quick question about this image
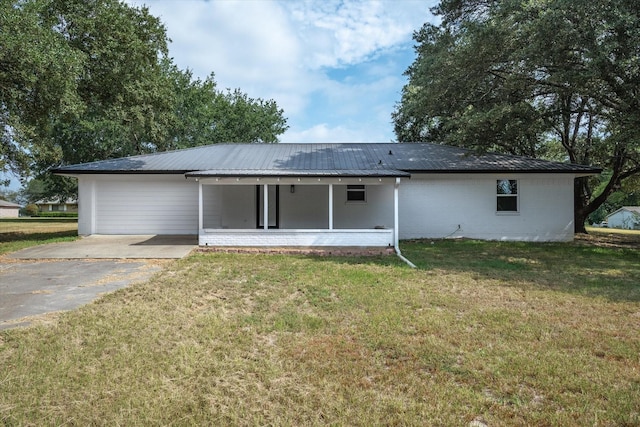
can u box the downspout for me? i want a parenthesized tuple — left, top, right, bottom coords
(394, 177, 417, 269)
(198, 179, 203, 242)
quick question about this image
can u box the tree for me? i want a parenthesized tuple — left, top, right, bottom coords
(42, 0, 175, 166)
(0, 0, 83, 179)
(588, 173, 640, 225)
(1, 0, 172, 180)
(393, 0, 640, 232)
(162, 62, 288, 148)
(1, 0, 288, 201)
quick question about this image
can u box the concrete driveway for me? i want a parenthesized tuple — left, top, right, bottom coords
(0, 235, 197, 330)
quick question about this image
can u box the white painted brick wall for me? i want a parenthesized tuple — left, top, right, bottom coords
(399, 174, 575, 242)
(200, 229, 394, 247)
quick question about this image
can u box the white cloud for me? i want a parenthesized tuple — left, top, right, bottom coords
(282, 123, 381, 144)
(126, 0, 437, 143)
(286, 0, 423, 69)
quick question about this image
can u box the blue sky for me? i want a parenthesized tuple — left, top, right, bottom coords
(2, 0, 438, 190)
(127, 0, 438, 143)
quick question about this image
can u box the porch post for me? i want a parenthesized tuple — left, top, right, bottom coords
(394, 178, 400, 248)
(263, 184, 269, 230)
(198, 181, 203, 233)
(328, 184, 334, 230)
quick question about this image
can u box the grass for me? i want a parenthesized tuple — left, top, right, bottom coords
(586, 225, 640, 236)
(0, 218, 78, 255)
(0, 231, 639, 425)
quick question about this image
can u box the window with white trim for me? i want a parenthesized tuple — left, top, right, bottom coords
(496, 179, 518, 212)
(346, 185, 366, 202)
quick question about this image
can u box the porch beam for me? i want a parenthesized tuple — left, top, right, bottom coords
(197, 177, 399, 186)
(328, 183, 334, 230)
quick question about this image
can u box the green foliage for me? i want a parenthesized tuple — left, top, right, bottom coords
(24, 204, 39, 217)
(1, 0, 288, 202)
(0, 188, 20, 204)
(18, 178, 46, 205)
(0, 0, 83, 177)
(212, 89, 288, 144)
(588, 172, 640, 223)
(36, 212, 78, 218)
(394, 0, 640, 231)
(162, 63, 288, 148)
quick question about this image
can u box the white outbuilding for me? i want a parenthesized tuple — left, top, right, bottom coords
(605, 207, 640, 230)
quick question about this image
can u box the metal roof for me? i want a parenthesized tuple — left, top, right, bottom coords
(0, 199, 21, 208)
(52, 143, 602, 176)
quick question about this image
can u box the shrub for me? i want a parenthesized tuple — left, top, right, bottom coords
(37, 212, 78, 218)
(24, 204, 39, 217)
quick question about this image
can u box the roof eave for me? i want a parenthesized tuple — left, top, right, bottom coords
(404, 168, 601, 175)
(51, 169, 189, 176)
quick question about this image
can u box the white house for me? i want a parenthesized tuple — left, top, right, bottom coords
(53, 143, 600, 248)
(0, 199, 21, 218)
(606, 207, 640, 230)
(35, 198, 78, 213)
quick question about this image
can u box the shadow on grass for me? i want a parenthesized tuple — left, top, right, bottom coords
(0, 218, 78, 223)
(400, 239, 640, 303)
(0, 230, 78, 244)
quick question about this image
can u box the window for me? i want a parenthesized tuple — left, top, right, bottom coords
(496, 179, 518, 212)
(346, 185, 366, 202)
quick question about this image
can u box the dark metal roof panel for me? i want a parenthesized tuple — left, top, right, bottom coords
(52, 143, 602, 175)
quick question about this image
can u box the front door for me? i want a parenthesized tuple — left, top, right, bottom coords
(256, 185, 279, 229)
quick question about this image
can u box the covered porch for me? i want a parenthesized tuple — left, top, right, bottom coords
(192, 176, 404, 248)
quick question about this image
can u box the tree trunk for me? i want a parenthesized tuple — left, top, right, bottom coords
(574, 178, 589, 234)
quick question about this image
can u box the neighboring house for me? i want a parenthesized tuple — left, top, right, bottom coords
(53, 143, 600, 247)
(605, 207, 640, 230)
(0, 199, 21, 218)
(35, 198, 78, 214)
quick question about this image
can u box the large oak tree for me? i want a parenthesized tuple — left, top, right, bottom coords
(1, 0, 287, 198)
(393, 0, 640, 232)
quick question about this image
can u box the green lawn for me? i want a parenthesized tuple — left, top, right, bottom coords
(0, 218, 78, 255)
(0, 232, 638, 425)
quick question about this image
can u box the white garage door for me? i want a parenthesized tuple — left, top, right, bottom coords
(95, 175, 198, 234)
